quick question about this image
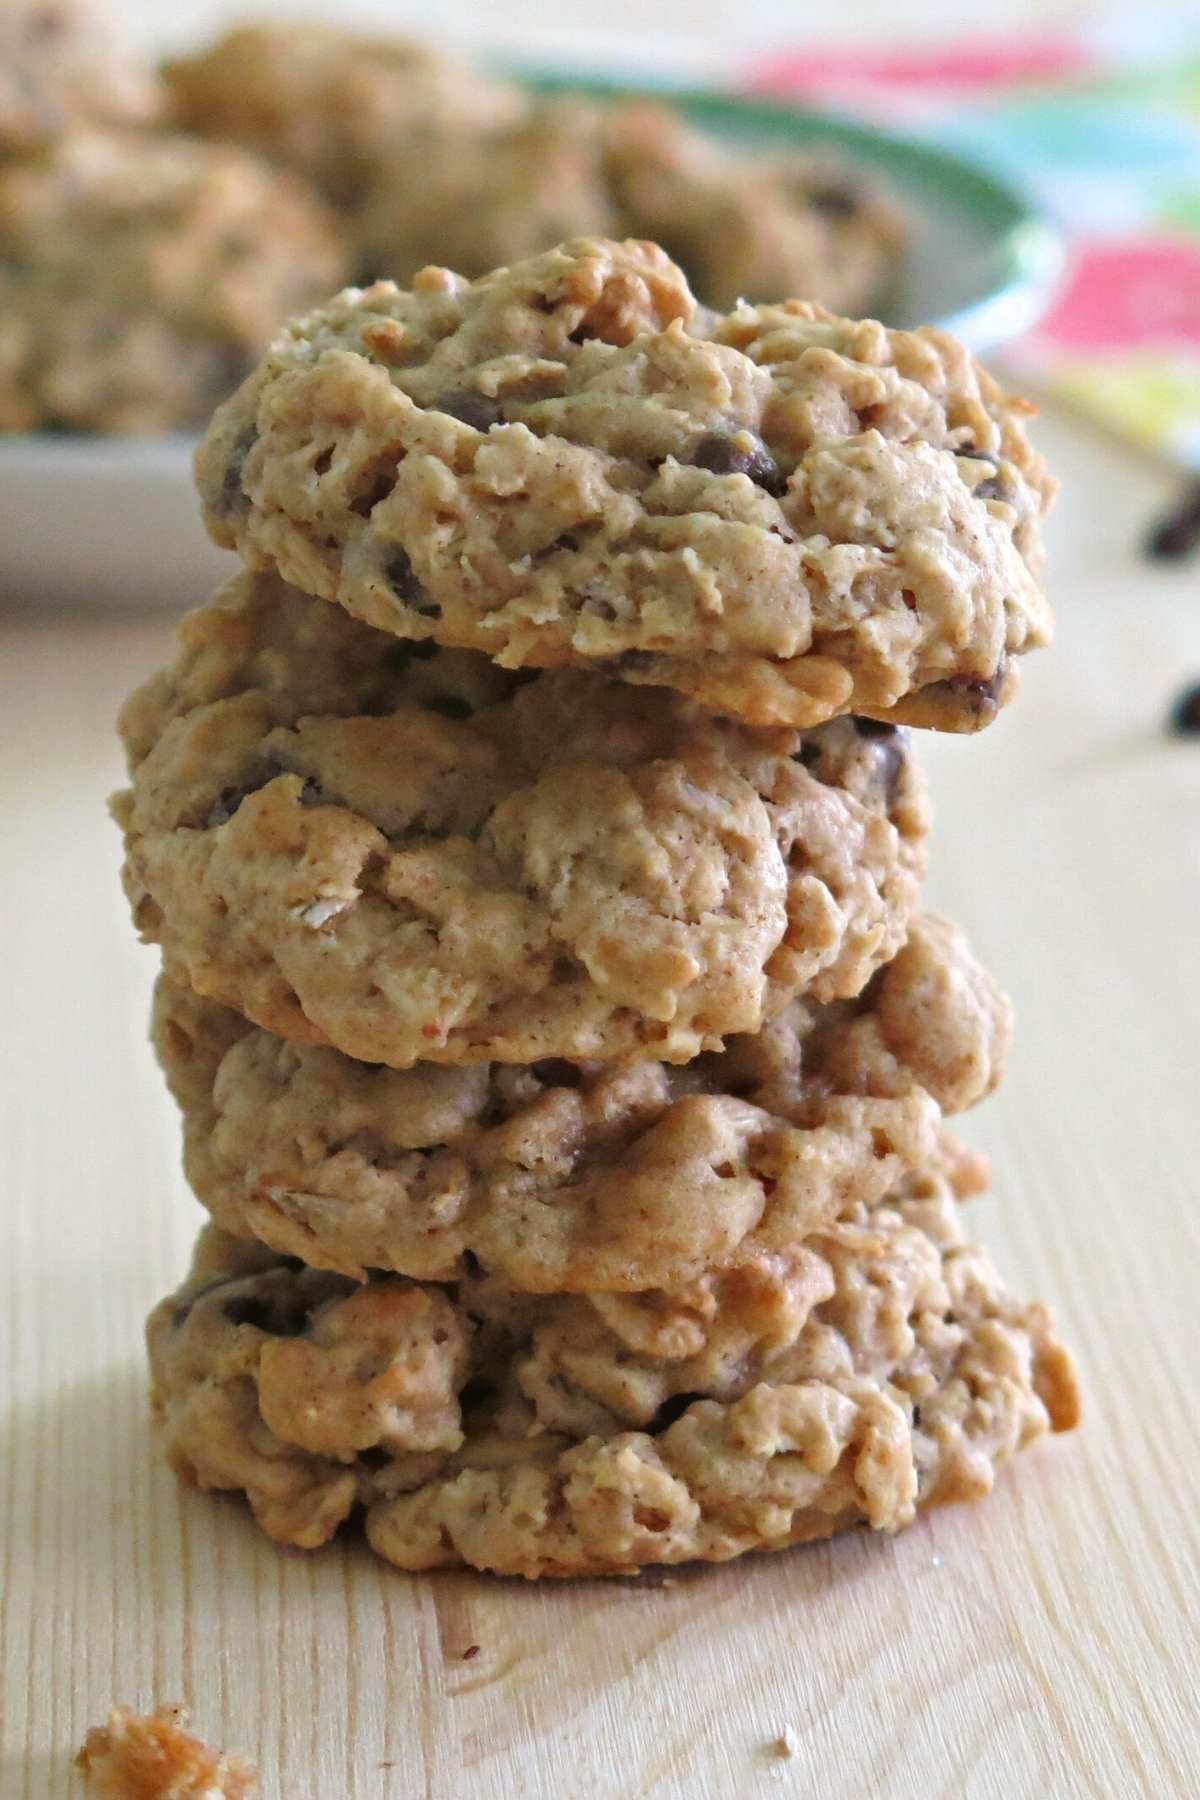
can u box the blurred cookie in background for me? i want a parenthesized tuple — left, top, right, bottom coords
(0, 130, 347, 432)
(604, 100, 906, 313)
(353, 86, 905, 313)
(354, 98, 621, 287)
(0, 0, 162, 158)
(163, 22, 524, 209)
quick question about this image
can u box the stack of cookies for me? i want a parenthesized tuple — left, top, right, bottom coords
(114, 238, 1078, 1579)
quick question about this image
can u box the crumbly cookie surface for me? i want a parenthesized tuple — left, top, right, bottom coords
(147, 1164, 1079, 1579)
(163, 24, 522, 208)
(197, 237, 1054, 730)
(0, 0, 161, 157)
(115, 569, 927, 1068)
(0, 131, 347, 433)
(603, 101, 905, 314)
(76, 1703, 258, 1798)
(153, 912, 1007, 1291)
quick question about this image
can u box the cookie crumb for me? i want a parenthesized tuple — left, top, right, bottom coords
(1168, 681, 1200, 735)
(462, 1644, 481, 1661)
(774, 1726, 800, 1758)
(76, 1704, 258, 1797)
(1144, 478, 1200, 561)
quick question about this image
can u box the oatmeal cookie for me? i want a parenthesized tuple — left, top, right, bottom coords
(354, 99, 620, 287)
(163, 24, 522, 209)
(152, 913, 1006, 1290)
(76, 1704, 257, 1799)
(147, 1164, 1079, 1578)
(197, 237, 1054, 730)
(0, 131, 347, 433)
(115, 569, 927, 1068)
(604, 101, 905, 314)
(0, 0, 161, 158)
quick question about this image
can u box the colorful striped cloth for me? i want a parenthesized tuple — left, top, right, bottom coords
(750, 21, 1200, 469)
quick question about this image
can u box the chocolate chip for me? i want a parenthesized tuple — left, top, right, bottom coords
(169, 1275, 228, 1329)
(648, 1393, 703, 1434)
(874, 739, 905, 805)
(531, 1058, 583, 1089)
(386, 550, 420, 599)
(424, 694, 473, 721)
(204, 758, 305, 827)
(1168, 681, 1200, 735)
(954, 668, 1005, 703)
(386, 551, 439, 616)
(953, 445, 1011, 504)
(350, 468, 396, 517)
(221, 1292, 308, 1336)
(357, 1446, 393, 1471)
(217, 426, 257, 517)
(205, 785, 247, 828)
(385, 638, 438, 669)
(457, 1377, 498, 1413)
(948, 666, 1007, 718)
(807, 181, 859, 220)
(853, 718, 907, 802)
(692, 430, 786, 498)
(437, 390, 503, 431)
(1145, 479, 1200, 562)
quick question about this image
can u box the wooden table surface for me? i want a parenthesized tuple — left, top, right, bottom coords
(2, 398, 1199, 1797)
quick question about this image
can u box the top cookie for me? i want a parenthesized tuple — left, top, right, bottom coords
(0, 130, 348, 434)
(198, 236, 1055, 732)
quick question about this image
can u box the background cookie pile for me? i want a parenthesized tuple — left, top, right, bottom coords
(0, 2, 902, 434)
(113, 236, 1078, 1580)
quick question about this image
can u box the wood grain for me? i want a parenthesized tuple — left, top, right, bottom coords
(3, 406, 1199, 1798)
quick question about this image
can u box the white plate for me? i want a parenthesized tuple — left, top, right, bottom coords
(0, 93, 1060, 611)
(0, 433, 234, 609)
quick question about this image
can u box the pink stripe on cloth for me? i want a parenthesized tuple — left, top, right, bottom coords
(1030, 239, 1200, 354)
(747, 35, 1094, 99)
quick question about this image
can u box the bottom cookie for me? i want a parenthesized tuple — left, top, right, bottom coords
(147, 1155, 1078, 1579)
